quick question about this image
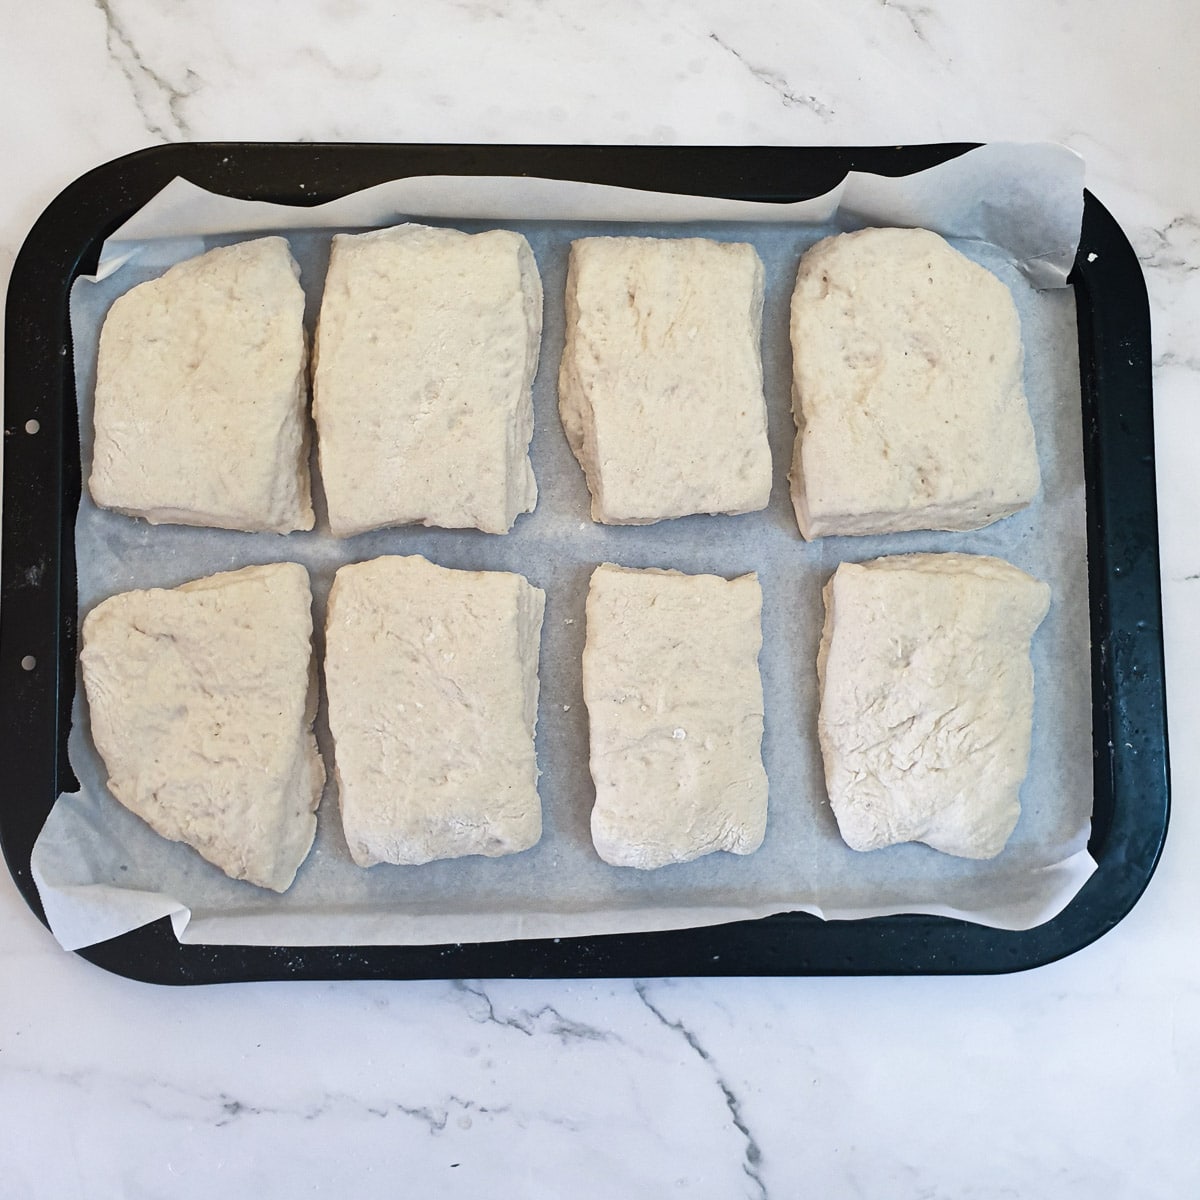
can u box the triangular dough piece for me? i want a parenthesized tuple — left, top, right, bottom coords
(80, 563, 324, 891)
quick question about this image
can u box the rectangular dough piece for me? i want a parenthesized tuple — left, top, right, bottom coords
(79, 563, 324, 892)
(313, 224, 542, 537)
(789, 227, 1040, 539)
(324, 554, 545, 866)
(583, 563, 768, 868)
(89, 237, 314, 534)
(559, 236, 772, 524)
(817, 553, 1051, 859)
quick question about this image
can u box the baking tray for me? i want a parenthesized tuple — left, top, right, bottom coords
(0, 143, 1168, 982)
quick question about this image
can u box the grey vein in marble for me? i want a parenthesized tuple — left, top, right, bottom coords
(297, 44, 384, 83)
(708, 32, 832, 119)
(458, 0, 511, 21)
(93, 0, 196, 140)
(1154, 351, 1200, 372)
(1139, 215, 1200, 275)
(635, 983, 767, 1200)
(452, 981, 618, 1044)
(4, 1059, 508, 1134)
(214, 1089, 508, 1132)
(881, 0, 936, 44)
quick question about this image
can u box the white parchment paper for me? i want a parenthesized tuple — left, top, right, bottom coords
(31, 143, 1095, 951)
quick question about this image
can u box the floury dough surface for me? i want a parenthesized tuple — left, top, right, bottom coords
(313, 223, 541, 537)
(324, 555, 545, 867)
(583, 564, 767, 869)
(79, 563, 323, 893)
(817, 554, 1051, 859)
(558, 236, 771, 524)
(89, 237, 315, 534)
(789, 228, 1040, 539)
(37, 161, 1093, 948)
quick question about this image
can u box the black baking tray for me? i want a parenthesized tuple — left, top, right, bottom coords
(0, 143, 1168, 983)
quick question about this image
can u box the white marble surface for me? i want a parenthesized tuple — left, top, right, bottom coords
(1, 2, 1197, 1196)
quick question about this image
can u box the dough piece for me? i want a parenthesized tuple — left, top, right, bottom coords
(559, 236, 772, 524)
(583, 563, 768, 868)
(789, 227, 1040, 539)
(325, 555, 545, 866)
(817, 553, 1051, 859)
(80, 563, 324, 892)
(89, 237, 314, 534)
(313, 224, 542, 537)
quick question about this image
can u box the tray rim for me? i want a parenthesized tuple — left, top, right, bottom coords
(0, 141, 1170, 982)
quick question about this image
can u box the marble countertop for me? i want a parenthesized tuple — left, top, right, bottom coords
(2, 2, 1196, 1196)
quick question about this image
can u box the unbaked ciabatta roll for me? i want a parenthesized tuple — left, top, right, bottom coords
(817, 552, 1051, 859)
(789, 227, 1040, 539)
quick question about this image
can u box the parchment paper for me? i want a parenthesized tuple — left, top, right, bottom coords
(30, 143, 1095, 951)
